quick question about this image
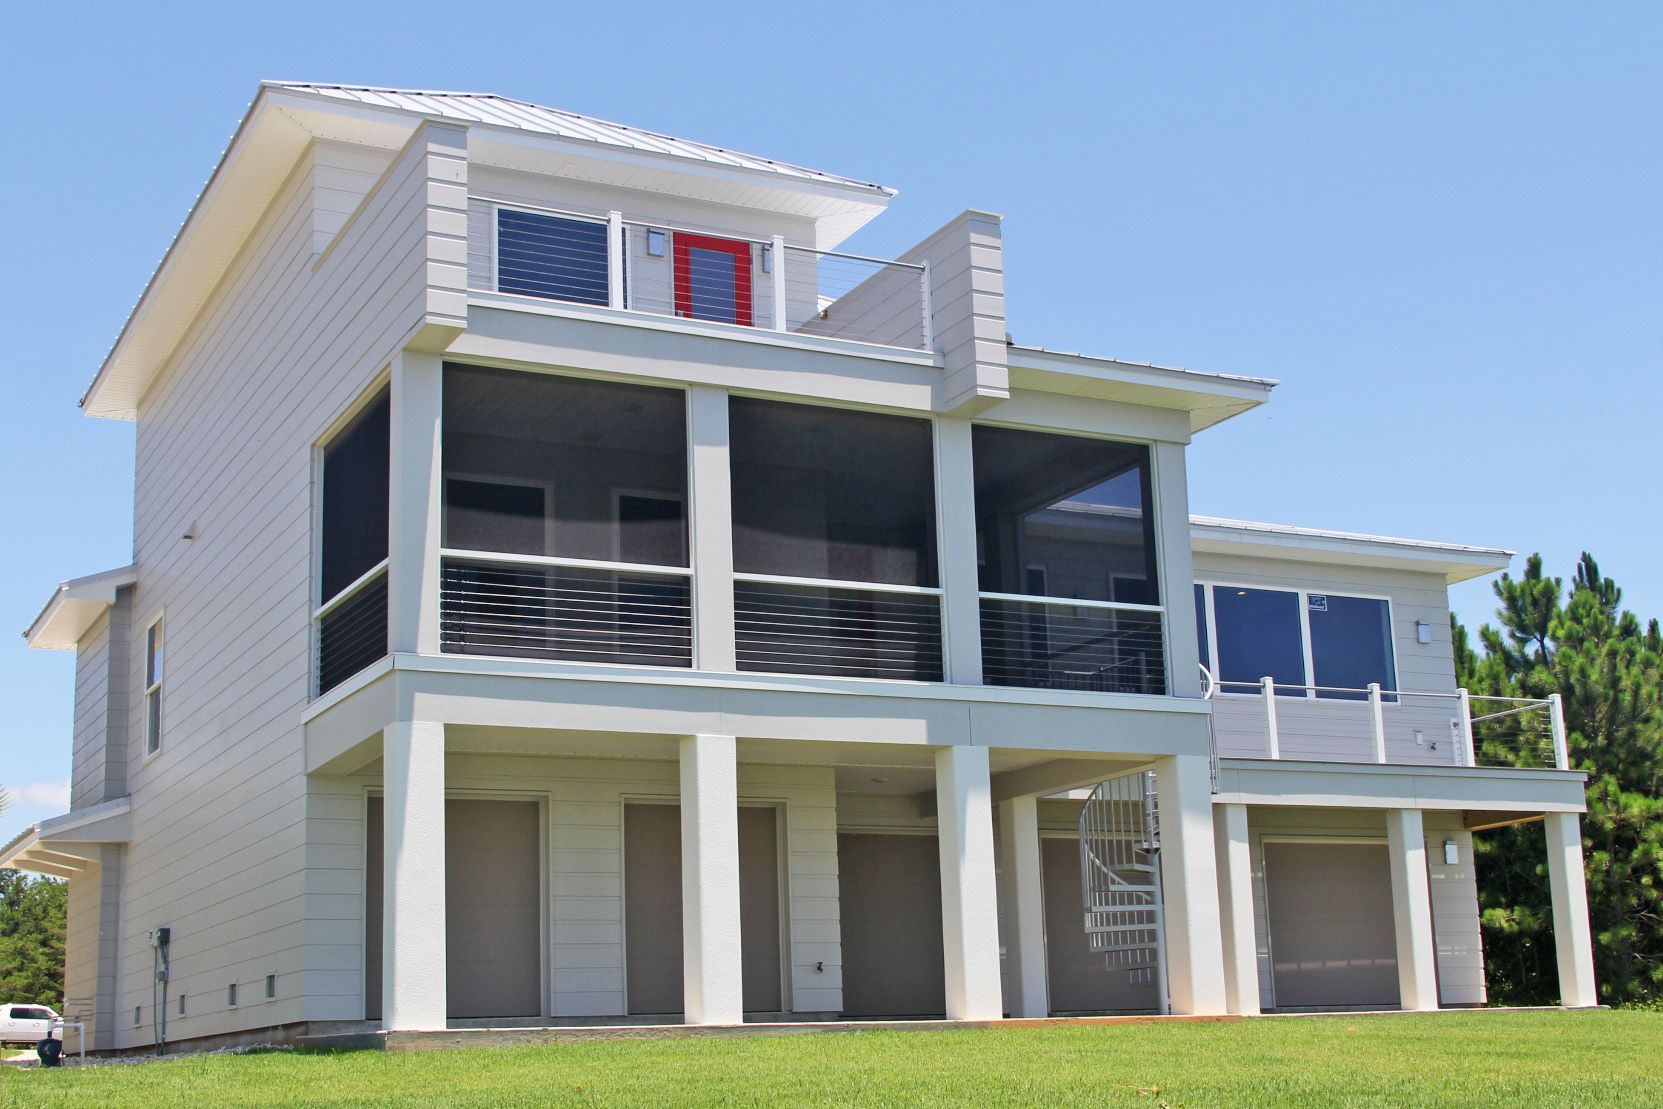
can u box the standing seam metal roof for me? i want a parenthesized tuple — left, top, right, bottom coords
(266, 82, 894, 194)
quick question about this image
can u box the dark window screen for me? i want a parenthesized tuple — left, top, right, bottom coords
(728, 397, 937, 587)
(1310, 595, 1397, 699)
(442, 365, 687, 566)
(320, 391, 389, 601)
(496, 209, 609, 305)
(1195, 583, 1210, 670)
(972, 426, 1158, 604)
(1212, 586, 1306, 693)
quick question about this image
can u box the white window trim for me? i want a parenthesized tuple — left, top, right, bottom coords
(1196, 581, 1400, 699)
(143, 613, 165, 760)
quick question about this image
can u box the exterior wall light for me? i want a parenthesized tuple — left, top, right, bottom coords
(1443, 839, 1460, 865)
(646, 229, 667, 256)
(1416, 620, 1433, 644)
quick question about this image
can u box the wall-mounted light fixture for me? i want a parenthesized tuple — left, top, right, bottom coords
(1443, 839, 1460, 865)
(646, 229, 667, 257)
(1416, 620, 1433, 644)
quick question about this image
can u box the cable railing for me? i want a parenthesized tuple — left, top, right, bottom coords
(1208, 677, 1567, 769)
(469, 198, 931, 351)
(979, 594, 1167, 696)
(734, 573, 943, 681)
(313, 560, 389, 696)
(439, 551, 692, 667)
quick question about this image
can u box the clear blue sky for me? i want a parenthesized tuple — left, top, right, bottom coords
(2, 1, 1658, 844)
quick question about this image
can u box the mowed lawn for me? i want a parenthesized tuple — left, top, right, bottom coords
(3, 1010, 1658, 1107)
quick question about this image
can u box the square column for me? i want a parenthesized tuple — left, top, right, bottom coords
(1212, 802, 1261, 1015)
(1544, 812, 1599, 1007)
(680, 734, 743, 1024)
(383, 720, 446, 1029)
(687, 387, 736, 671)
(933, 418, 983, 685)
(388, 351, 444, 656)
(936, 745, 1003, 1019)
(1154, 755, 1228, 1014)
(997, 795, 1049, 1018)
(1385, 808, 1439, 1011)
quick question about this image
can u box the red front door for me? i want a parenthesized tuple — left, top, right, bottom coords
(673, 233, 754, 326)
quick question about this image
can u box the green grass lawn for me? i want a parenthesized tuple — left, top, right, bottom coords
(2, 1010, 1657, 1107)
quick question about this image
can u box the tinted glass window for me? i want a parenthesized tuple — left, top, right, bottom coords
(443, 365, 687, 566)
(1310, 594, 1397, 699)
(729, 398, 937, 587)
(973, 426, 1157, 604)
(1212, 586, 1306, 693)
(1194, 583, 1210, 670)
(320, 391, 389, 601)
(496, 209, 609, 306)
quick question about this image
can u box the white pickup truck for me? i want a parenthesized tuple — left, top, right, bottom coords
(0, 1003, 61, 1045)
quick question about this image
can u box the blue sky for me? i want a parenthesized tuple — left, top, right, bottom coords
(2, 1, 1658, 845)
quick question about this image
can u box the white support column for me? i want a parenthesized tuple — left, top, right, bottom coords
(607, 210, 625, 310)
(680, 734, 743, 1025)
(388, 351, 444, 656)
(382, 721, 446, 1029)
(1151, 440, 1201, 698)
(687, 386, 736, 671)
(1544, 812, 1599, 1007)
(1385, 808, 1439, 1011)
(1369, 683, 1388, 763)
(936, 746, 1003, 1019)
(770, 235, 788, 331)
(1154, 755, 1228, 1015)
(934, 418, 983, 685)
(997, 796, 1049, 1018)
(1212, 802, 1261, 1015)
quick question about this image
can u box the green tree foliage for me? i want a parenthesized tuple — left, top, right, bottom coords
(1454, 553, 1663, 1005)
(0, 868, 68, 1005)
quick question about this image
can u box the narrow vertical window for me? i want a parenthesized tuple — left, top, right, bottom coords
(316, 389, 390, 695)
(144, 618, 164, 755)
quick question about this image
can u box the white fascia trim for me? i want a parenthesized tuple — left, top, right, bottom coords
(1008, 345, 1279, 392)
(36, 796, 133, 843)
(24, 565, 139, 650)
(1190, 516, 1512, 584)
(1005, 345, 1276, 432)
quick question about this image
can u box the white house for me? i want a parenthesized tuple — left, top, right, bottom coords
(2, 82, 1597, 1050)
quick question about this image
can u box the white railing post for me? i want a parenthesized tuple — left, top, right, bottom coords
(771, 235, 788, 332)
(607, 210, 625, 310)
(1549, 692, 1570, 770)
(919, 260, 935, 351)
(1261, 677, 1280, 759)
(1369, 682, 1387, 764)
(1456, 688, 1476, 767)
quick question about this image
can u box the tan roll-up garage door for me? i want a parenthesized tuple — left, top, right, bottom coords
(365, 797, 543, 1021)
(1264, 841, 1400, 1010)
(837, 833, 944, 1017)
(1041, 837, 1162, 1014)
(623, 804, 784, 1016)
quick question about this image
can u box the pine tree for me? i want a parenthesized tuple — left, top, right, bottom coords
(1454, 553, 1663, 1005)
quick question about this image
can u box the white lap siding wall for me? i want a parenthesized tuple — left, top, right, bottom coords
(309, 755, 842, 1021)
(110, 124, 464, 1048)
(1195, 553, 1464, 767)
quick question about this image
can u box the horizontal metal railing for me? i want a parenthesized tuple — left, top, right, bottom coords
(734, 573, 943, 681)
(1210, 677, 1566, 769)
(470, 198, 930, 351)
(314, 560, 389, 696)
(439, 551, 692, 667)
(979, 594, 1167, 696)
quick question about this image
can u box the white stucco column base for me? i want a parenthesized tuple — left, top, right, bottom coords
(383, 720, 447, 1030)
(680, 734, 744, 1025)
(1155, 755, 1228, 1015)
(1385, 808, 1439, 1011)
(997, 795, 1049, 1018)
(936, 745, 1004, 1020)
(1213, 802, 1261, 1015)
(1544, 811, 1599, 1007)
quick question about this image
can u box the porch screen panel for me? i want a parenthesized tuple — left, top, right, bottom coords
(318, 390, 389, 694)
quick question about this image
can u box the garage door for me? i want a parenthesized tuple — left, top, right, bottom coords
(1041, 837, 1162, 1014)
(623, 804, 784, 1016)
(837, 833, 944, 1017)
(1264, 841, 1400, 1010)
(365, 797, 543, 1021)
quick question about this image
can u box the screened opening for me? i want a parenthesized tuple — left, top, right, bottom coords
(972, 426, 1158, 603)
(729, 397, 937, 587)
(317, 389, 389, 695)
(496, 208, 610, 306)
(442, 365, 688, 566)
(320, 391, 389, 600)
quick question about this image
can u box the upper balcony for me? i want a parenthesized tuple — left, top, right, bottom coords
(466, 197, 933, 353)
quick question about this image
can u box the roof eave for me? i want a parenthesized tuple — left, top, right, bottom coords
(1190, 516, 1512, 584)
(1007, 345, 1277, 433)
(25, 565, 139, 650)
